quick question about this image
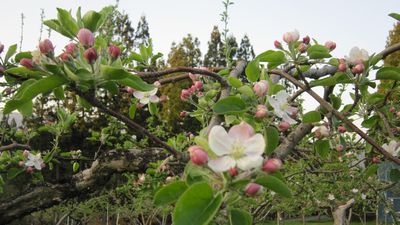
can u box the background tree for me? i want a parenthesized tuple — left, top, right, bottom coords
(237, 34, 255, 62)
(134, 15, 151, 49)
(203, 26, 225, 68)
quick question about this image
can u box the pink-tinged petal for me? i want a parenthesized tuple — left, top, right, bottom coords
(208, 126, 234, 156)
(276, 90, 289, 104)
(133, 91, 144, 99)
(25, 161, 34, 167)
(267, 96, 281, 111)
(140, 97, 150, 105)
(236, 155, 263, 171)
(282, 113, 297, 125)
(228, 122, 254, 142)
(286, 106, 298, 115)
(149, 88, 158, 96)
(149, 95, 159, 103)
(243, 134, 265, 156)
(208, 156, 236, 172)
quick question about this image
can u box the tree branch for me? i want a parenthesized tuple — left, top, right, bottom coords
(0, 142, 30, 152)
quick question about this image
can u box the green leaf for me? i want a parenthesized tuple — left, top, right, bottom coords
(255, 174, 292, 198)
(53, 86, 65, 100)
(329, 94, 341, 110)
(73, 162, 79, 172)
(129, 103, 137, 119)
(212, 96, 246, 114)
(237, 85, 254, 97)
(5, 67, 43, 79)
(18, 101, 33, 116)
(265, 126, 279, 155)
(149, 102, 158, 115)
(376, 67, 400, 81)
(117, 75, 154, 92)
(173, 182, 222, 225)
(44, 19, 75, 38)
(96, 6, 113, 30)
(245, 60, 260, 82)
(229, 209, 252, 225)
(367, 93, 384, 105)
(15, 51, 32, 62)
(390, 169, 400, 182)
(57, 8, 79, 37)
(100, 65, 131, 80)
(128, 52, 144, 63)
(365, 164, 378, 178)
(7, 168, 24, 179)
(361, 116, 379, 128)
(307, 45, 331, 59)
(389, 13, 400, 21)
(101, 81, 119, 95)
(302, 111, 322, 123)
(315, 139, 330, 158)
(256, 50, 285, 69)
(228, 77, 243, 88)
(5, 44, 17, 63)
(154, 181, 188, 206)
(82, 10, 102, 32)
(4, 75, 68, 114)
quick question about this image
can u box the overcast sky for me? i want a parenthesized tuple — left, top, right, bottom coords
(1, 0, 399, 110)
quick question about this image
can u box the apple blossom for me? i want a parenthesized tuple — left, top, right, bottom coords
(278, 121, 290, 132)
(180, 89, 191, 101)
(267, 90, 298, 124)
(133, 88, 159, 105)
(20, 58, 33, 69)
(39, 39, 54, 55)
(59, 53, 70, 62)
(25, 152, 44, 170)
(255, 105, 268, 118)
(315, 125, 329, 139)
(302, 35, 310, 44)
(207, 122, 265, 172)
(188, 145, 208, 165)
(194, 81, 203, 89)
(245, 183, 262, 197)
(253, 80, 269, 97)
(298, 43, 307, 53)
(338, 62, 347, 72)
(108, 44, 121, 58)
(338, 125, 346, 133)
(351, 63, 364, 74)
(382, 140, 400, 157)
(274, 40, 282, 49)
(83, 47, 98, 63)
(328, 194, 335, 201)
(324, 41, 336, 51)
(283, 30, 299, 43)
(351, 188, 359, 194)
(345, 47, 369, 64)
(361, 193, 367, 200)
(77, 28, 95, 47)
(262, 158, 282, 173)
(229, 167, 238, 177)
(65, 43, 76, 54)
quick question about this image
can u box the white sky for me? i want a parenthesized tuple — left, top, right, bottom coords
(0, 0, 399, 110)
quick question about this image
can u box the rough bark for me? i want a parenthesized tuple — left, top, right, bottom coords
(332, 199, 355, 225)
(0, 148, 169, 224)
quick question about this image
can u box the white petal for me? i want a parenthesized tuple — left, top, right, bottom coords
(133, 91, 144, 99)
(207, 156, 236, 172)
(149, 95, 159, 103)
(27, 153, 35, 160)
(243, 134, 265, 156)
(360, 49, 369, 61)
(34, 161, 42, 170)
(267, 96, 281, 111)
(149, 88, 158, 96)
(236, 155, 263, 171)
(276, 90, 289, 104)
(228, 122, 254, 142)
(208, 126, 234, 156)
(140, 97, 150, 105)
(25, 161, 34, 167)
(282, 113, 297, 124)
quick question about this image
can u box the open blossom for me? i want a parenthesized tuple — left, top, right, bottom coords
(133, 88, 159, 105)
(207, 122, 265, 172)
(25, 153, 44, 170)
(283, 30, 300, 43)
(345, 47, 369, 64)
(382, 140, 400, 157)
(267, 90, 298, 124)
(328, 194, 335, 201)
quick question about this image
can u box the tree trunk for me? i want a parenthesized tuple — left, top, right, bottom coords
(332, 199, 355, 225)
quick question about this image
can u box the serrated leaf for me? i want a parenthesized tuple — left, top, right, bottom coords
(154, 181, 188, 206)
(212, 96, 246, 114)
(82, 10, 102, 32)
(376, 67, 400, 81)
(255, 174, 292, 198)
(302, 111, 322, 123)
(227, 77, 242, 88)
(307, 45, 331, 59)
(245, 60, 260, 82)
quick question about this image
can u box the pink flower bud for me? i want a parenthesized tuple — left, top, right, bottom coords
(194, 81, 203, 89)
(39, 39, 54, 55)
(180, 89, 191, 101)
(302, 36, 310, 44)
(189, 73, 200, 82)
(18, 161, 25, 167)
(20, 58, 33, 69)
(26, 166, 34, 173)
(77, 28, 95, 47)
(396, 111, 400, 118)
(274, 40, 282, 49)
(253, 80, 269, 97)
(372, 156, 381, 164)
(179, 111, 187, 118)
(136, 103, 144, 110)
(283, 30, 300, 43)
(197, 91, 204, 97)
(59, 52, 70, 62)
(255, 105, 268, 118)
(298, 43, 307, 53)
(83, 47, 97, 63)
(65, 43, 76, 55)
(338, 63, 347, 72)
(159, 95, 169, 103)
(108, 44, 121, 58)
(0, 66, 5, 75)
(189, 85, 197, 93)
(262, 158, 282, 173)
(336, 145, 344, 152)
(389, 107, 396, 113)
(278, 121, 290, 132)
(153, 81, 161, 88)
(316, 125, 329, 138)
(188, 145, 208, 165)
(337, 125, 346, 133)
(245, 183, 262, 197)
(126, 87, 135, 94)
(325, 41, 336, 51)
(351, 63, 364, 74)
(0, 43, 4, 54)
(229, 167, 238, 177)
(23, 150, 30, 157)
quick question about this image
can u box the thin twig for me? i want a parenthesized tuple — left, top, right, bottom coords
(0, 142, 30, 152)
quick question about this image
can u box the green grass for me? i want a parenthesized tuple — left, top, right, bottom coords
(259, 221, 376, 225)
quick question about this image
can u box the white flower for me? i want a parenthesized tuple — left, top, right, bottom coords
(25, 153, 44, 170)
(270, 191, 276, 196)
(267, 90, 298, 124)
(31, 49, 43, 65)
(345, 47, 369, 64)
(207, 122, 265, 172)
(328, 194, 335, 201)
(283, 30, 300, 43)
(361, 193, 367, 200)
(352, 188, 359, 194)
(382, 140, 400, 157)
(133, 88, 159, 105)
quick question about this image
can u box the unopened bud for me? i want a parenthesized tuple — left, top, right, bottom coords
(336, 145, 344, 152)
(302, 36, 310, 44)
(262, 158, 282, 173)
(188, 145, 208, 165)
(274, 40, 282, 49)
(59, 53, 70, 62)
(159, 95, 169, 103)
(26, 166, 34, 173)
(245, 183, 262, 197)
(389, 107, 396, 113)
(351, 63, 364, 74)
(337, 125, 346, 133)
(83, 47, 97, 63)
(283, 30, 300, 43)
(298, 43, 307, 53)
(255, 105, 268, 118)
(18, 161, 25, 167)
(179, 111, 187, 118)
(194, 81, 203, 89)
(77, 28, 95, 47)
(253, 80, 269, 97)
(23, 150, 30, 157)
(229, 167, 238, 177)
(65, 43, 76, 55)
(325, 41, 336, 51)
(278, 121, 290, 132)
(0, 43, 4, 54)
(180, 89, 191, 101)
(108, 44, 121, 58)
(39, 39, 54, 55)
(20, 58, 33, 69)
(372, 156, 381, 164)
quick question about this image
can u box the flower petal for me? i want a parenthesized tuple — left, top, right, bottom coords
(267, 96, 281, 112)
(140, 97, 150, 105)
(149, 88, 158, 96)
(34, 161, 42, 170)
(208, 156, 236, 172)
(208, 126, 234, 156)
(243, 133, 265, 156)
(133, 91, 144, 99)
(236, 155, 263, 171)
(228, 122, 254, 142)
(25, 161, 34, 167)
(282, 113, 297, 124)
(276, 90, 289, 104)
(149, 95, 159, 103)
